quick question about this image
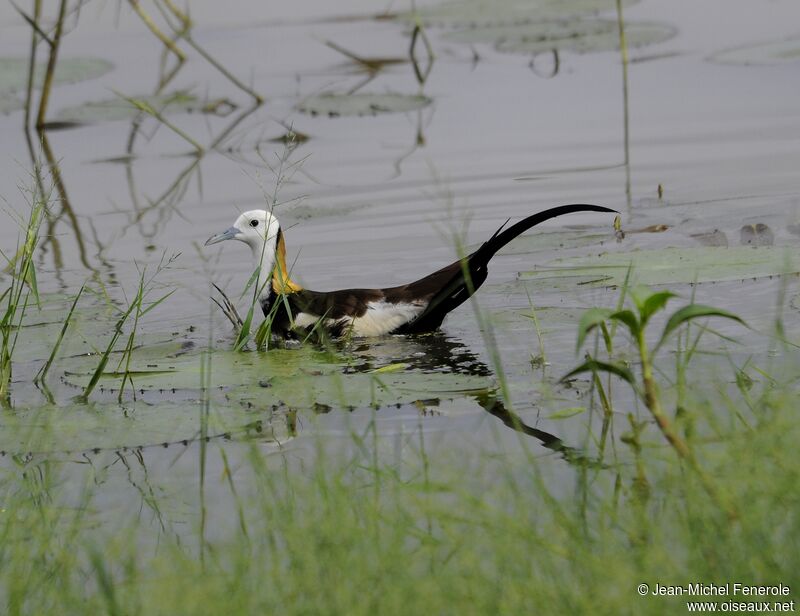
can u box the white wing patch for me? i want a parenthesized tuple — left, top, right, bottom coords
(351, 300, 425, 336)
(292, 300, 424, 337)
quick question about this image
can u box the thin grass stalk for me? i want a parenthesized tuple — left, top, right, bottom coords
(635, 327, 738, 520)
(34, 283, 84, 385)
(35, 0, 67, 130)
(115, 91, 203, 153)
(127, 0, 186, 62)
(79, 302, 137, 402)
(0, 198, 46, 403)
(116, 273, 146, 402)
(23, 0, 43, 129)
(615, 0, 632, 211)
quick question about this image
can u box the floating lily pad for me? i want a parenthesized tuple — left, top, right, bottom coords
(59, 344, 493, 410)
(396, 0, 637, 27)
(710, 36, 800, 65)
(444, 19, 676, 55)
(496, 230, 612, 256)
(0, 400, 293, 456)
(297, 93, 432, 117)
(0, 56, 113, 94)
(57, 91, 232, 123)
(519, 246, 798, 290)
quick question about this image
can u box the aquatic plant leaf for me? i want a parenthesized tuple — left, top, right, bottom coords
(656, 305, 747, 352)
(397, 0, 638, 27)
(638, 290, 678, 324)
(0, 400, 293, 455)
(59, 344, 493, 411)
(297, 93, 432, 117)
(575, 307, 613, 352)
(57, 91, 219, 123)
(710, 36, 800, 66)
(520, 246, 798, 289)
(560, 359, 636, 388)
(443, 19, 675, 55)
(0, 57, 113, 94)
(608, 309, 639, 335)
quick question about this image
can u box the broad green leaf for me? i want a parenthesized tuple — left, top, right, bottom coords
(640, 290, 678, 324)
(560, 359, 636, 388)
(656, 304, 746, 351)
(629, 285, 651, 313)
(575, 307, 612, 352)
(608, 309, 639, 336)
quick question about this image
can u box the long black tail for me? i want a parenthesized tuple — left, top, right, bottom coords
(401, 204, 617, 333)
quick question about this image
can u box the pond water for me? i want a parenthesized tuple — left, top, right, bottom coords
(0, 0, 799, 530)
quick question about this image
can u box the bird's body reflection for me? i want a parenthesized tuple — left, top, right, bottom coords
(340, 332, 600, 468)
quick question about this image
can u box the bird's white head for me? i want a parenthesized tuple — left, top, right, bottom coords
(205, 209, 301, 296)
(205, 209, 280, 253)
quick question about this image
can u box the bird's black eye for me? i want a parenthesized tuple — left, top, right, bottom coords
(250, 220, 259, 228)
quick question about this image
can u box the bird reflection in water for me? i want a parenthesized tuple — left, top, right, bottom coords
(341, 332, 601, 468)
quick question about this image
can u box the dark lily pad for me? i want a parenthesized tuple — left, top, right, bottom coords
(297, 93, 432, 117)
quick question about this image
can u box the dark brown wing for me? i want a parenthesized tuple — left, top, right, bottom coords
(289, 288, 385, 320)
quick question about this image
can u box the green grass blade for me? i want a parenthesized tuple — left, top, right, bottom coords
(34, 284, 84, 385)
(656, 305, 746, 353)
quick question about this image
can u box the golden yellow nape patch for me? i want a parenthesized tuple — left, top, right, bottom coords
(272, 232, 303, 293)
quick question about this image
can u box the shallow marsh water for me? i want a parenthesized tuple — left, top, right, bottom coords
(0, 0, 799, 537)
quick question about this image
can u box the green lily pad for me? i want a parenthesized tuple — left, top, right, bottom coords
(496, 230, 612, 256)
(297, 93, 432, 117)
(57, 91, 222, 123)
(0, 400, 293, 456)
(519, 246, 798, 290)
(59, 344, 493, 410)
(0, 56, 113, 94)
(396, 0, 637, 27)
(444, 19, 676, 55)
(710, 36, 800, 65)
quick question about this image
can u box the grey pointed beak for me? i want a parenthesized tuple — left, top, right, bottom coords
(205, 226, 241, 246)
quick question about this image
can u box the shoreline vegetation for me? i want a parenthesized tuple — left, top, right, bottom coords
(2, 0, 799, 612)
